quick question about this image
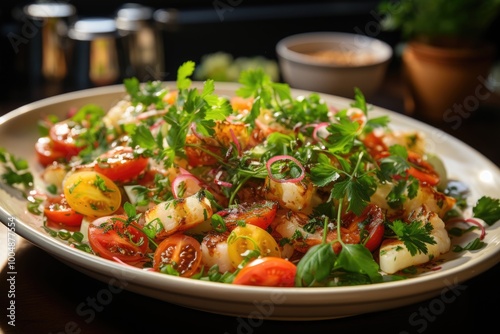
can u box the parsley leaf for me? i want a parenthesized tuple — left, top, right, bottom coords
(472, 196, 500, 226)
(325, 116, 360, 154)
(453, 238, 486, 252)
(124, 77, 167, 108)
(177, 61, 196, 90)
(0, 148, 33, 190)
(161, 72, 231, 166)
(378, 144, 410, 181)
(389, 220, 436, 256)
(351, 87, 367, 115)
(309, 153, 340, 187)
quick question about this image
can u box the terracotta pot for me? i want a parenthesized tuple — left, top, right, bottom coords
(402, 41, 496, 124)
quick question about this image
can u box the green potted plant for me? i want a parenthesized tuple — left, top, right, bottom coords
(378, 0, 500, 123)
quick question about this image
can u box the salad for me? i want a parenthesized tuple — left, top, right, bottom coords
(2, 61, 499, 287)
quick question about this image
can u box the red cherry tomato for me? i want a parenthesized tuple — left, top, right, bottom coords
(342, 204, 385, 252)
(407, 151, 440, 186)
(153, 233, 202, 277)
(362, 131, 388, 159)
(94, 146, 149, 183)
(184, 134, 221, 166)
(233, 257, 297, 287)
(44, 195, 84, 227)
(49, 120, 85, 157)
(35, 137, 67, 166)
(218, 200, 278, 230)
(374, 150, 440, 186)
(88, 215, 149, 265)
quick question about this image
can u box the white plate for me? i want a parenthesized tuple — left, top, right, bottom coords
(1, 83, 499, 320)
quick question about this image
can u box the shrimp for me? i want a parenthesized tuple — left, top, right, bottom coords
(41, 163, 70, 194)
(264, 179, 320, 214)
(200, 231, 236, 273)
(370, 182, 455, 219)
(103, 100, 136, 130)
(144, 190, 213, 238)
(270, 209, 360, 254)
(378, 205, 451, 274)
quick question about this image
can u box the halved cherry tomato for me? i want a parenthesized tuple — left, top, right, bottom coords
(153, 233, 202, 277)
(63, 171, 121, 217)
(342, 204, 385, 252)
(362, 131, 388, 159)
(88, 215, 149, 265)
(375, 150, 440, 186)
(230, 96, 253, 113)
(184, 134, 221, 166)
(233, 257, 297, 287)
(218, 200, 278, 230)
(44, 195, 84, 227)
(407, 151, 440, 186)
(227, 224, 281, 268)
(163, 90, 178, 105)
(49, 120, 86, 157)
(35, 137, 67, 166)
(94, 146, 149, 183)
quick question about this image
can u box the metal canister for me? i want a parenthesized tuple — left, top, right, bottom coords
(68, 17, 121, 89)
(115, 3, 164, 82)
(22, 2, 76, 84)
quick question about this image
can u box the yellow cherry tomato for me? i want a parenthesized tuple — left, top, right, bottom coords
(227, 224, 281, 268)
(63, 171, 121, 217)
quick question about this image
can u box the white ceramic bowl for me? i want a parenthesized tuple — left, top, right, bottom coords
(276, 32, 393, 98)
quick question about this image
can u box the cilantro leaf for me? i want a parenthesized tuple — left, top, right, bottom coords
(389, 220, 436, 256)
(472, 196, 500, 226)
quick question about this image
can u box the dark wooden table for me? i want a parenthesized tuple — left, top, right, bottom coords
(1, 65, 499, 334)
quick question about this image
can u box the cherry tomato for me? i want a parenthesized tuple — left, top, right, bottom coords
(184, 134, 221, 166)
(407, 151, 440, 186)
(375, 150, 440, 186)
(362, 131, 387, 159)
(342, 204, 384, 252)
(94, 146, 149, 183)
(227, 224, 281, 268)
(346, 108, 367, 127)
(230, 96, 253, 113)
(49, 120, 86, 157)
(163, 90, 178, 105)
(218, 200, 278, 230)
(233, 257, 297, 287)
(44, 195, 84, 227)
(35, 137, 67, 166)
(88, 215, 149, 265)
(63, 171, 122, 217)
(153, 233, 202, 277)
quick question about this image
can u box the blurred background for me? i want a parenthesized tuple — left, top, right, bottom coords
(0, 0, 499, 164)
(0, 1, 393, 106)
